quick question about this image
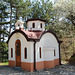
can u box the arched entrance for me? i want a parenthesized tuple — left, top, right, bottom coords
(15, 40, 21, 67)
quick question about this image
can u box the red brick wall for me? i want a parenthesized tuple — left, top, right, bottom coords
(21, 62, 34, 71)
(36, 59, 59, 70)
(44, 60, 54, 69)
(54, 59, 59, 66)
(9, 58, 59, 71)
(9, 60, 15, 67)
(36, 61, 44, 70)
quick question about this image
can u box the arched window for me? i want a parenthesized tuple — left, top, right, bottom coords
(54, 49, 56, 56)
(40, 23, 42, 28)
(11, 48, 13, 58)
(24, 47, 27, 59)
(39, 47, 41, 58)
(32, 23, 35, 28)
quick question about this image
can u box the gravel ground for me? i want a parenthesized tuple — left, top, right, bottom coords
(0, 64, 75, 75)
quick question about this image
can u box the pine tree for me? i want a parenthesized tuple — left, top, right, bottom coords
(0, 0, 8, 62)
(0, 0, 9, 42)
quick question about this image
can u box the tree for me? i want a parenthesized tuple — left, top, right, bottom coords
(0, 0, 9, 42)
(17, 0, 32, 21)
(54, 0, 75, 27)
(31, 0, 54, 23)
(53, 0, 75, 60)
(18, 0, 55, 29)
(0, 0, 8, 62)
(0, 42, 8, 62)
(4, 0, 24, 33)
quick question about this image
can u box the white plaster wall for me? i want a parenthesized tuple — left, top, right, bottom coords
(36, 33, 59, 62)
(27, 20, 45, 31)
(8, 33, 34, 63)
(15, 20, 24, 29)
(43, 50, 54, 61)
(15, 24, 24, 29)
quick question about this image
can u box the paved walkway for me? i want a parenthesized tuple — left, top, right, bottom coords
(0, 64, 75, 75)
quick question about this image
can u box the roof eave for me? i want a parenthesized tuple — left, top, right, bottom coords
(26, 18, 46, 23)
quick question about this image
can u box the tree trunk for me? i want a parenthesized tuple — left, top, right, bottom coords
(0, 11, 2, 42)
(0, 26, 1, 42)
(9, 0, 12, 35)
(16, 8, 18, 20)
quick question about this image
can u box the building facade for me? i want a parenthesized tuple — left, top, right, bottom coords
(7, 19, 61, 71)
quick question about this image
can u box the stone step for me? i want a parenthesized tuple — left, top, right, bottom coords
(13, 67, 22, 70)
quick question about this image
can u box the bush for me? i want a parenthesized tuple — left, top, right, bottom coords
(69, 54, 75, 65)
(0, 42, 8, 62)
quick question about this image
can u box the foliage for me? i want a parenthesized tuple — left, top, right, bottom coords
(54, 0, 75, 27)
(3, 0, 55, 30)
(0, 0, 9, 42)
(0, 42, 8, 62)
(69, 54, 75, 65)
(53, 0, 75, 60)
(31, 0, 53, 22)
(61, 38, 75, 60)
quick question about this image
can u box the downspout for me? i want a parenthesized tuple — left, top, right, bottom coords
(59, 41, 63, 65)
(34, 40, 37, 71)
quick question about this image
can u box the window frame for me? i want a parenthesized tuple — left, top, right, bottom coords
(40, 23, 42, 28)
(54, 49, 56, 56)
(39, 47, 41, 58)
(11, 48, 13, 58)
(24, 47, 27, 59)
(32, 23, 35, 28)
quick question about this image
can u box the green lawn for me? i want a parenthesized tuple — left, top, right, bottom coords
(0, 62, 9, 66)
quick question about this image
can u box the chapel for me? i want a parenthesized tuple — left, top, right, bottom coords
(7, 18, 61, 71)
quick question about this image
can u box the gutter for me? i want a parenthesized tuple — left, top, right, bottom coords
(59, 43, 61, 65)
(34, 40, 37, 71)
(59, 41, 63, 65)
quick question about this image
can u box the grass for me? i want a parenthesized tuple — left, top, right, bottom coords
(0, 62, 9, 66)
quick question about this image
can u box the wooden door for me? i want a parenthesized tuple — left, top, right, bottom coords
(15, 40, 21, 67)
